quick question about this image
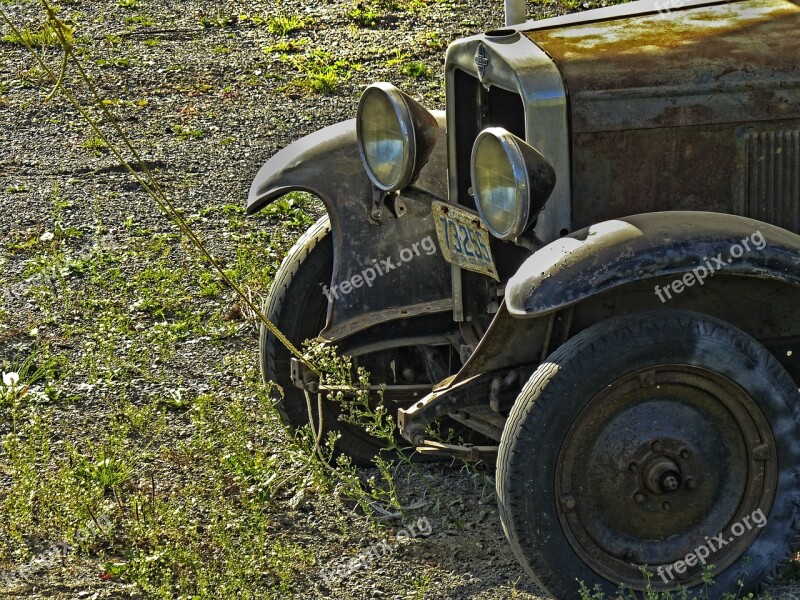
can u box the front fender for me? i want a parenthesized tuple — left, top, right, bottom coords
(506, 211, 800, 317)
(247, 114, 453, 342)
(249, 120, 368, 214)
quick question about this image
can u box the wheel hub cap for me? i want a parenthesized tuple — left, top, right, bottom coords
(556, 365, 776, 589)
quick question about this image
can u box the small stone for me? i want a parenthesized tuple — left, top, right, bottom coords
(288, 491, 309, 511)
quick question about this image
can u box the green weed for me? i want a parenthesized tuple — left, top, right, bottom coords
(347, 0, 429, 26)
(74, 450, 133, 492)
(1, 20, 72, 47)
(199, 14, 235, 28)
(124, 14, 155, 26)
(82, 136, 109, 155)
(267, 14, 305, 36)
(403, 61, 432, 79)
(289, 51, 357, 95)
(263, 39, 307, 54)
(170, 124, 204, 139)
(96, 57, 131, 68)
(420, 31, 448, 50)
(348, 5, 382, 27)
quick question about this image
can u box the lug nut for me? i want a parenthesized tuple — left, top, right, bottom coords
(562, 495, 576, 509)
(634, 493, 646, 504)
(663, 501, 671, 510)
(629, 462, 638, 472)
(685, 478, 697, 490)
(652, 440, 662, 452)
(680, 448, 690, 459)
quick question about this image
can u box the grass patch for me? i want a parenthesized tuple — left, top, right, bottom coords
(124, 14, 155, 27)
(286, 51, 358, 95)
(199, 14, 236, 28)
(170, 124, 204, 139)
(347, 4, 383, 27)
(420, 31, 448, 51)
(0, 182, 404, 597)
(95, 57, 132, 68)
(403, 61, 432, 79)
(263, 39, 307, 54)
(1, 20, 72, 48)
(81, 136, 109, 155)
(267, 14, 305, 36)
(347, 0, 429, 26)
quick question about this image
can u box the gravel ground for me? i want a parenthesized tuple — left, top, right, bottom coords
(0, 0, 546, 598)
(1, 0, 799, 598)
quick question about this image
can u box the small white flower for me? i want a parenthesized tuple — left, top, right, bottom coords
(29, 327, 39, 336)
(2, 372, 20, 387)
(40, 232, 54, 242)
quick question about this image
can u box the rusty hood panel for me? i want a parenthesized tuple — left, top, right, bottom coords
(526, 0, 800, 132)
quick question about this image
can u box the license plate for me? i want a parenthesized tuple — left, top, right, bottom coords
(432, 201, 499, 280)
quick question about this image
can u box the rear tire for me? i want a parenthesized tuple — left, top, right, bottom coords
(497, 310, 800, 598)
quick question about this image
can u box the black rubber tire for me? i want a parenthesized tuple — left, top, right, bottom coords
(497, 309, 800, 599)
(261, 216, 387, 465)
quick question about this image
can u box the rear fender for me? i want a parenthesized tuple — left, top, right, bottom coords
(248, 114, 453, 343)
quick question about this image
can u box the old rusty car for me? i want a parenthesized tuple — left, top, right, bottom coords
(247, 0, 800, 596)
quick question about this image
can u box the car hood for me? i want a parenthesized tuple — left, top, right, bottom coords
(524, 0, 800, 132)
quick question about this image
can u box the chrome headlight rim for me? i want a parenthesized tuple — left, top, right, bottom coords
(471, 127, 532, 241)
(356, 83, 417, 192)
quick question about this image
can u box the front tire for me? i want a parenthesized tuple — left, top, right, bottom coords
(497, 310, 800, 598)
(261, 216, 389, 465)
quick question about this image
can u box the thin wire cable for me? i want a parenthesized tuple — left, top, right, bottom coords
(0, 2, 320, 376)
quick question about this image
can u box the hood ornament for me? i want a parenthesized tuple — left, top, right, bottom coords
(475, 44, 489, 79)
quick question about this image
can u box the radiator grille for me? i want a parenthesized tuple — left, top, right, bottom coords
(745, 130, 800, 233)
(452, 70, 525, 211)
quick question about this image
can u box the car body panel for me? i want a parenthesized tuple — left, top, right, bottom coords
(505, 211, 800, 316)
(247, 116, 452, 343)
(527, 0, 800, 133)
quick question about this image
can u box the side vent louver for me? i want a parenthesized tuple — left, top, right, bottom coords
(743, 129, 800, 234)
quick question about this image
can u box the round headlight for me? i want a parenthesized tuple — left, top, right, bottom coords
(471, 127, 556, 240)
(357, 83, 438, 192)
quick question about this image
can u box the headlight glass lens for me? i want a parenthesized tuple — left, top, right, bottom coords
(359, 89, 409, 190)
(472, 132, 525, 239)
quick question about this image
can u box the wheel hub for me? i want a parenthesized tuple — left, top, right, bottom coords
(642, 456, 682, 494)
(556, 365, 776, 589)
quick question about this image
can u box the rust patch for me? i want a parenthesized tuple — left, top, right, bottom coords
(526, 0, 800, 131)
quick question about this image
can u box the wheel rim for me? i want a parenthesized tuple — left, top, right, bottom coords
(555, 365, 776, 589)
